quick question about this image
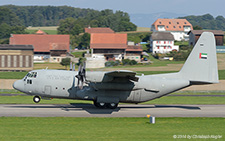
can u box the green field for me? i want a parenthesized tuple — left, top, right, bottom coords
(0, 117, 224, 140)
(0, 72, 27, 79)
(26, 26, 58, 34)
(26, 29, 58, 34)
(71, 51, 86, 58)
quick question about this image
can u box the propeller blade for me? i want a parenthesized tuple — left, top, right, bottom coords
(76, 61, 86, 89)
(70, 62, 72, 71)
(72, 63, 75, 71)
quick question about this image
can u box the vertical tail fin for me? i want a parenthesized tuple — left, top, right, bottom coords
(179, 32, 219, 84)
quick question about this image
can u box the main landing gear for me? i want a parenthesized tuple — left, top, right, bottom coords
(33, 96, 41, 103)
(93, 101, 118, 109)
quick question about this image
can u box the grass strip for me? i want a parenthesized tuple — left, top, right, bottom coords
(0, 117, 224, 140)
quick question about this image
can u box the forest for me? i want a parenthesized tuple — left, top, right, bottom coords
(179, 14, 225, 31)
(1, 5, 136, 32)
(0, 5, 137, 44)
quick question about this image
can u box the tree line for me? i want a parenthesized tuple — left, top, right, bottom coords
(179, 14, 225, 31)
(1, 5, 136, 32)
(0, 5, 137, 45)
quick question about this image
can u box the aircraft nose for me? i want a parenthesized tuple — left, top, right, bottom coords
(13, 80, 24, 92)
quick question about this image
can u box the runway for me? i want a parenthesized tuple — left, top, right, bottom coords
(0, 104, 225, 117)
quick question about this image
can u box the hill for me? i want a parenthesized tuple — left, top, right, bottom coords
(179, 14, 225, 30)
(1, 5, 136, 32)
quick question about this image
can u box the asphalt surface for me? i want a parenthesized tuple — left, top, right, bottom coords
(0, 104, 225, 117)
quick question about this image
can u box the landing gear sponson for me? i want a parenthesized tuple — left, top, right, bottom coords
(93, 101, 118, 109)
(33, 96, 41, 103)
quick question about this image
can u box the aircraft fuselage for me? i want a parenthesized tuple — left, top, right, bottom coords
(14, 69, 190, 104)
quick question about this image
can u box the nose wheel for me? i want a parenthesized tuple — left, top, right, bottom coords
(33, 96, 41, 103)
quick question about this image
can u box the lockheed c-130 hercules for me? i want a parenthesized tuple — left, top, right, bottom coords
(13, 32, 218, 109)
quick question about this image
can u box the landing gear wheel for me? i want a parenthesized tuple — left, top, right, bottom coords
(93, 101, 106, 108)
(93, 100, 99, 108)
(33, 96, 41, 103)
(106, 103, 118, 109)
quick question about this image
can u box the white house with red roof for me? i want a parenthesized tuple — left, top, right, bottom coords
(150, 32, 179, 54)
(151, 19, 193, 41)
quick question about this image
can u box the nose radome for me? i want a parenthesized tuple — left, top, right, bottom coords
(13, 80, 24, 92)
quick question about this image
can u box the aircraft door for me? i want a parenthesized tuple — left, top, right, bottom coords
(44, 85, 52, 95)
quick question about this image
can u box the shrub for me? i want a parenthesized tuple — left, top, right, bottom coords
(122, 59, 137, 66)
(105, 60, 120, 67)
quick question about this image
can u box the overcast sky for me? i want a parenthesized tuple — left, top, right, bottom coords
(0, 0, 224, 17)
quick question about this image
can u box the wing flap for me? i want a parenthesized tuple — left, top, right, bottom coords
(104, 70, 139, 82)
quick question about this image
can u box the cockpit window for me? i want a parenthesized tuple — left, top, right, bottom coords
(24, 72, 38, 80)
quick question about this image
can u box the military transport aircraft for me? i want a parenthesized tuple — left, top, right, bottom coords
(13, 32, 218, 109)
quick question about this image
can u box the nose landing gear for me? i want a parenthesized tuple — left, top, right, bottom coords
(33, 96, 41, 103)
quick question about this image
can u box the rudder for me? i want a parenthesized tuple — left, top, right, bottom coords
(179, 32, 219, 84)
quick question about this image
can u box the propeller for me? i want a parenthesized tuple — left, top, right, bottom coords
(75, 62, 86, 89)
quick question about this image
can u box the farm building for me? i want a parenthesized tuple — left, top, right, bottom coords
(0, 44, 33, 71)
(9, 30, 70, 62)
(151, 19, 193, 41)
(90, 33, 128, 61)
(188, 30, 224, 46)
(84, 27, 143, 68)
(150, 32, 179, 54)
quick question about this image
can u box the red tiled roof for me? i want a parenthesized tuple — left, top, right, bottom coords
(49, 43, 67, 50)
(90, 33, 127, 49)
(152, 19, 193, 31)
(36, 30, 46, 35)
(10, 34, 70, 52)
(85, 27, 114, 34)
(126, 45, 143, 52)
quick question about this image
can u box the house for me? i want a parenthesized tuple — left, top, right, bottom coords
(90, 33, 127, 61)
(188, 30, 224, 46)
(125, 44, 143, 62)
(9, 30, 70, 62)
(150, 32, 179, 54)
(151, 19, 193, 41)
(85, 27, 143, 68)
(0, 44, 33, 71)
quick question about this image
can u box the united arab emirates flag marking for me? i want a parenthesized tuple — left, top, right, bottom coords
(199, 53, 207, 59)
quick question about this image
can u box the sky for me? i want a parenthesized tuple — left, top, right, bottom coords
(0, 0, 224, 17)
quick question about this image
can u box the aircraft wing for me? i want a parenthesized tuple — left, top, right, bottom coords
(104, 70, 139, 82)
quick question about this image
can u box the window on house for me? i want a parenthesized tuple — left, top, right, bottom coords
(184, 22, 187, 24)
(166, 26, 169, 28)
(173, 26, 176, 28)
(169, 22, 171, 24)
(179, 26, 181, 28)
(177, 22, 179, 24)
(159, 21, 161, 24)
